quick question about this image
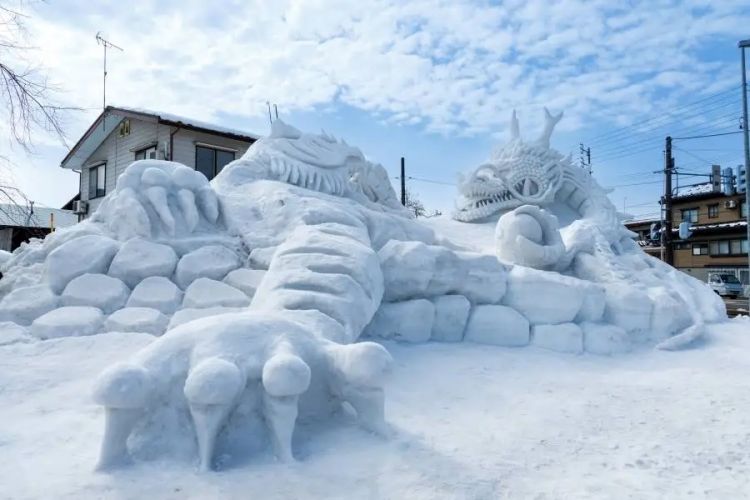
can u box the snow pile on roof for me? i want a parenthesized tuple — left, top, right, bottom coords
(0, 204, 77, 229)
(113, 106, 261, 140)
(675, 182, 714, 198)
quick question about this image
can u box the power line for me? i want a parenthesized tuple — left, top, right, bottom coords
(587, 85, 741, 145)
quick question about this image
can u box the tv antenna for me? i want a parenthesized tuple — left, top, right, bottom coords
(95, 32, 123, 127)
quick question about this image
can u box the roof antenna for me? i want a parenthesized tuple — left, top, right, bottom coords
(266, 101, 273, 125)
(95, 32, 123, 130)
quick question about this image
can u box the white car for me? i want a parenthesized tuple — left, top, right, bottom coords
(707, 273, 744, 298)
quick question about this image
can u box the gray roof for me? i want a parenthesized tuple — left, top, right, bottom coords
(0, 204, 78, 229)
(61, 106, 261, 171)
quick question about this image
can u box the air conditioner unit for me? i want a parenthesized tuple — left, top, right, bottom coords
(724, 200, 737, 209)
(72, 200, 88, 215)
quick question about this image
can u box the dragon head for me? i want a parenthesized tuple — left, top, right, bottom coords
(453, 108, 567, 222)
(217, 119, 407, 214)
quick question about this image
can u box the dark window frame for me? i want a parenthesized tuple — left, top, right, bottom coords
(681, 207, 699, 223)
(134, 145, 158, 161)
(709, 239, 748, 257)
(707, 204, 719, 218)
(194, 144, 236, 180)
(88, 162, 106, 199)
(692, 243, 708, 256)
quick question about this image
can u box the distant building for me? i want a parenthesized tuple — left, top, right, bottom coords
(625, 181, 748, 286)
(0, 203, 78, 251)
(670, 183, 747, 284)
(60, 106, 260, 218)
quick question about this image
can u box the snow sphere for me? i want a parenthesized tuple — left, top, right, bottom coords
(262, 353, 311, 397)
(336, 342, 393, 388)
(184, 358, 244, 405)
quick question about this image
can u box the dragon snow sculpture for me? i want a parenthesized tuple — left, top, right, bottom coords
(0, 115, 726, 472)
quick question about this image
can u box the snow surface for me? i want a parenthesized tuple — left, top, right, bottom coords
(2, 320, 749, 499)
(174, 245, 240, 289)
(182, 277, 251, 308)
(126, 276, 183, 314)
(107, 238, 178, 288)
(61, 273, 130, 314)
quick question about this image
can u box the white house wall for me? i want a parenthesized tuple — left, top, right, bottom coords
(80, 118, 253, 214)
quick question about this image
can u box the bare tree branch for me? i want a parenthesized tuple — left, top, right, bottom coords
(0, 1, 80, 152)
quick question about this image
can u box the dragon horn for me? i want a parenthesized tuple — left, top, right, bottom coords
(510, 110, 520, 142)
(538, 107, 563, 149)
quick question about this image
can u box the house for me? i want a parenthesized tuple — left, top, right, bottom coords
(60, 106, 260, 217)
(0, 203, 78, 251)
(670, 183, 748, 285)
(623, 217, 664, 259)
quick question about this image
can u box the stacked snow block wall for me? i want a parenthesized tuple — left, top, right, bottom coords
(362, 240, 673, 355)
(0, 232, 267, 339)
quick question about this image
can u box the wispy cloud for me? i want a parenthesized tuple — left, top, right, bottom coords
(17, 0, 750, 139)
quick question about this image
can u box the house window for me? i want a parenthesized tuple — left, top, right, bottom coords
(707, 204, 719, 218)
(742, 201, 748, 218)
(88, 163, 106, 199)
(709, 240, 731, 256)
(681, 208, 698, 223)
(195, 145, 235, 180)
(135, 145, 157, 161)
(692, 243, 708, 256)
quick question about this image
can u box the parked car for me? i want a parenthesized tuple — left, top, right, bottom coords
(707, 273, 744, 298)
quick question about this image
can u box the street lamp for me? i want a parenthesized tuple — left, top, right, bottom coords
(740, 39, 750, 309)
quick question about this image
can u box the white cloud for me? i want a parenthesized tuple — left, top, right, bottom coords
(10, 0, 746, 140)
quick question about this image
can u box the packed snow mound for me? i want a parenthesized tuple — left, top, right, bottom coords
(0, 285, 59, 325)
(108, 238, 178, 288)
(61, 273, 130, 313)
(104, 307, 168, 335)
(127, 276, 183, 314)
(45, 234, 120, 293)
(30, 306, 104, 339)
(174, 245, 240, 289)
(182, 278, 251, 308)
(0, 115, 730, 473)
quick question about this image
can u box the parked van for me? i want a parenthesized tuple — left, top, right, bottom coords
(707, 273, 744, 298)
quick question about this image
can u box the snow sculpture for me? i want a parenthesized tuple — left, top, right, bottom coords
(0, 114, 727, 472)
(453, 108, 725, 344)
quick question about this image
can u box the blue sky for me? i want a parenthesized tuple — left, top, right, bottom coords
(2, 0, 750, 219)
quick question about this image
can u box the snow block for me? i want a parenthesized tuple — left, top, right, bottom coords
(581, 322, 631, 355)
(44, 234, 120, 293)
(107, 238, 178, 288)
(247, 246, 277, 270)
(575, 284, 606, 323)
(223, 268, 266, 298)
(532, 323, 583, 354)
(0, 284, 59, 325)
(379, 240, 439, 301)
(61, 273, 130, 314)
(167, 306, 244, 330)
(174, 245, 240, 289)
(378, 240, 505, 304)
(456, 252, 507, 304)
(30, 306, 104, 339)
(647, 287, 691, 341)
(603, 285, 653, 335)
(182, 278, 251, 309)
(0, 321, 33, 346)
(364, 299, 435, 343)
(430, 295, 470, 342)
(104, 307, 168, 335)
(127, 276, 183, 314)
(503, 266, 585, 324)
(464, 305, 529, 346)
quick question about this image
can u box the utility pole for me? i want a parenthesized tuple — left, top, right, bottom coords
(739, 38, 750, 307)
(400, 157, 406, 206)
(579, 143, 592, 174)
(663, 136, 675, 266)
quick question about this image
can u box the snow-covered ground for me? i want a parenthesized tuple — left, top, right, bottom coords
(2, 318, 748, 500)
